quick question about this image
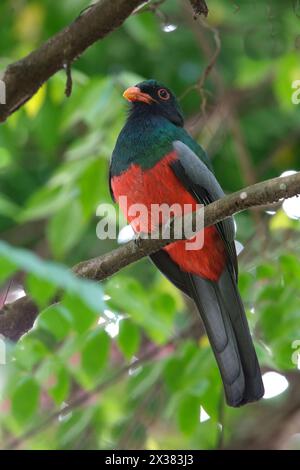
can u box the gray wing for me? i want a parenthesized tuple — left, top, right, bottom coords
(171, 140, 238, 280)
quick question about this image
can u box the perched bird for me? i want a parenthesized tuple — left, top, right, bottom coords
(109, 79, 264, 406)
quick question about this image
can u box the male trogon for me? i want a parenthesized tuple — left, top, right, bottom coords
(109, 79, 264, 407)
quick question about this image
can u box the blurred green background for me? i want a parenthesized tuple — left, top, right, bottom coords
(1, 0, 300, 450)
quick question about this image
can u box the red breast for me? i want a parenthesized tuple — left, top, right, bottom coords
(111, 152, 226, 281)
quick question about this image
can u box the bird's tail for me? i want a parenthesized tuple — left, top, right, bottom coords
(188, 268, 264, 407)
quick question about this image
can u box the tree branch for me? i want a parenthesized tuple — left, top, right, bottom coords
(4, 321, 198, 450)
(1, 172, 300, 341)
(0, 0, 145, 123)
(189, 0, 209, 18)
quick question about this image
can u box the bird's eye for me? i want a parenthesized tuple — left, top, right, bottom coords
(158, 88, 170, 100)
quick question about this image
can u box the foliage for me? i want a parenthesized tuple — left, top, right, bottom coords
(1, 0, 300, 450)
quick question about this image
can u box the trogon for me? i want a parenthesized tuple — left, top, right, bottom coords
(109, 79, 264, 407)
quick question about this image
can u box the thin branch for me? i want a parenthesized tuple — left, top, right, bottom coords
(185, 75, 273, 146)
(183, 6, 262, 227)
(5, 346, 159, 449)
(0, 0, 145, 122)
(64, 62, 73, 98)
(71, 172, 300, 278)
(180, 15, 221, 106)
(0, 280, 12, 310)
(189, 0, 209, 18)
(4, 321, 197, 450)
(1, 172, 300, 341)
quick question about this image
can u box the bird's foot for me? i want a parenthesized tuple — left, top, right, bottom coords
(134, 233, 144, 249)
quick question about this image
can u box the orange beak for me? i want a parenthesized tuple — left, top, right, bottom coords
(123, 86, 155, 104)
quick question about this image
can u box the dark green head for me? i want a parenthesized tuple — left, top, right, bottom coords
(110, 80, 197, 176)
(123, 79, 184, 127)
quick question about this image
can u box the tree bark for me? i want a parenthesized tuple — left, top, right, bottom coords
(0, 0, 144, 122)
(1, 171, 300, 340)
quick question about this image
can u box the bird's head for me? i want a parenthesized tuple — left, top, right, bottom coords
(123, 79, 184, 127)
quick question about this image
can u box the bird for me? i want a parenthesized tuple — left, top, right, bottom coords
(109, 79, 264, 407)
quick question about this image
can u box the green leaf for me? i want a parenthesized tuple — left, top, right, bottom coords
(117, 319, 141, 360)
(64, 132, 102, 161)
(47, 199, 86, 259)
(280, 253, 300, 280)
(106, 277, 172, 344)
(256, 263, 277, 280)
(124, 13, 160, 50)
(13, 334, 50, 370)
(164, 357, 185, 392)
(62, 77, 119, 131)
(164, 342, 210, 396)
(26, 274, 57, 310)
(273, 54, 300, 110)
(0, 147, 12, 170)
(78, 158, 109, 219)
(19, 186, 77, 222)
(63, 293, 98, 333)
(151, 292, 176, 328)
(81, 329, 110, 379)
(128, 361, 165, 400)
(0, 241, 105, 314)
(0, 257, 17, 283)
(37, 305, 71, 341)
(177, 393, 200, 436)
(0, 193, 19, 218)
(12, 377, 40, 425)
(57, 408, 96, 448)
(49, 366, 70, 405)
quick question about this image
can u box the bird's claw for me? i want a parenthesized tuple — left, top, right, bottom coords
(134, 233, 143, 248)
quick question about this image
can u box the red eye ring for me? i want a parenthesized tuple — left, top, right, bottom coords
(158, 88, 170, 100)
